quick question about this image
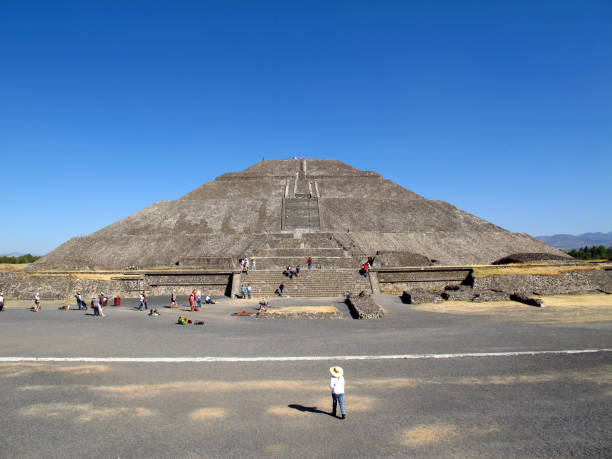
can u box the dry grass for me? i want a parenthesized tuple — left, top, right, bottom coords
(413, 294, 612, 324)
(0, 263, 30, 272)
(188, 407, 227, 420)
(400, 421, 499, 447)
(265, 306, 338, 314)
(19, 403, 153, 422)
(472, 264, 603, 278)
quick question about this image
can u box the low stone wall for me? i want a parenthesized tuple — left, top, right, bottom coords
(472, 270, 608, 295)
(0, 271, 234, 300)
(345, 292, 384, 319)
(377, 268, 471, 293)
(0, 273, 135, 301)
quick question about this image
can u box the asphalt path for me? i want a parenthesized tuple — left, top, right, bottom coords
(0, 295, 610, 457)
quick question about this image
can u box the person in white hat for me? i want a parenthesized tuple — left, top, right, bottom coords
(329, 366, 346, 419)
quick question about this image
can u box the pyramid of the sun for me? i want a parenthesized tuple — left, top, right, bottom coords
(35, 158, 565, 269)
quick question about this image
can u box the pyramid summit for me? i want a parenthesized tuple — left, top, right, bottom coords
(36, 158, 565, 270)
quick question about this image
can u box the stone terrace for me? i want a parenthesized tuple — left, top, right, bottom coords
(237, 269, 372, 298)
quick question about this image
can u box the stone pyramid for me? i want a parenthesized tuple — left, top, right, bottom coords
(35, 158, 566, 270)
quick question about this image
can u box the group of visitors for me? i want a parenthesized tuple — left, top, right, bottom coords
(284, 265, 300, 279)
(74, 291, 107, 316)
(188, 289, 214, 310)
(239, 284, 253, 299)
(240, 257, 256, 273)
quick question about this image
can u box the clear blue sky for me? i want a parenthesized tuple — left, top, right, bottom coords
(1, 0, 610, 255)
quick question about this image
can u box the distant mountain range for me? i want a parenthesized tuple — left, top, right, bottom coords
(0, 252, 26, 257)
(537, 231, 612, 250)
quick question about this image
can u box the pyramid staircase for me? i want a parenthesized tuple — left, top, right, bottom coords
(245, 232, 364, 270)
(240, 269, 372, 298)
(237, 231, 371, 297)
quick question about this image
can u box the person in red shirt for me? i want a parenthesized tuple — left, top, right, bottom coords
(307, 257, 312, 270)
(189, 293, 195, 311)
(362, 263, 369, 277)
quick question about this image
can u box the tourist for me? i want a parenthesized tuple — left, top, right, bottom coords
(92, 295, 104, 317)
(0, 291, 4, 311)
(205, 295, 212, 304)
(278, 283, 285, 297)
(189, 292, 195, 311)
(138, 292, 146, 311)
(75, 291, 85, 310)
(33, 292, 41, 312)
(245, 258, 250, 273)
(329, 366, 346, 419)
(247, 284, 252, 299)
(170, 290, 177, 308)
(307, 257, 312, 270)
(241, 284, 246, 299)
(196, 290, 202, 309)
(362, 263, 369, 277)
(251, 258, 256, 271)
(99, 292, 107, 308)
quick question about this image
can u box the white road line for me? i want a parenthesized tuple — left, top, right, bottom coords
(0, 349, 610, 363)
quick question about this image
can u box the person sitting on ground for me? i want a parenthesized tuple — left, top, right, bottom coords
(205, 295, 212, 304)
(258, 297, 269, 311)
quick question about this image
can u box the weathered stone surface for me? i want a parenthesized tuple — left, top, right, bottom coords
(441, 285, 475, 301)
(510, 294, 545, 307)
(34, 158, 568, 270)
(257, 310, 344, 320)
(473, 271, 604, 296)
(345, 292, 385, 319)
(401, 289, 443, 304)
(375, 251, 432, 267)
(492, 253, 575, 265)
(471, 290, 510, 302)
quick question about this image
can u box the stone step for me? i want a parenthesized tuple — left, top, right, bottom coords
(253, 248, 344, 257)
(238, 270, 372, 297)
(249, 257, 363, 270)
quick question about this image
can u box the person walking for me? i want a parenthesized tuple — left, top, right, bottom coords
(251, 258, 256, 271)
(92, 295, 104, 317)
(170, 290, 178, 308)
(246, 284, 252, 299)
(0, 291, 4, 312)
(196, 290, 202, 310)
(307, 257, 312, 270)
(33, 293, 41, 312)
(142, 290, 148, 309)
(278, 283, 285, 297)
(75, 291, 85, 310)
(330, 366, 346, 419)
(240, 284, 246, 299)
(138, 292, 146, 311)
(189, 292, 195, 311)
